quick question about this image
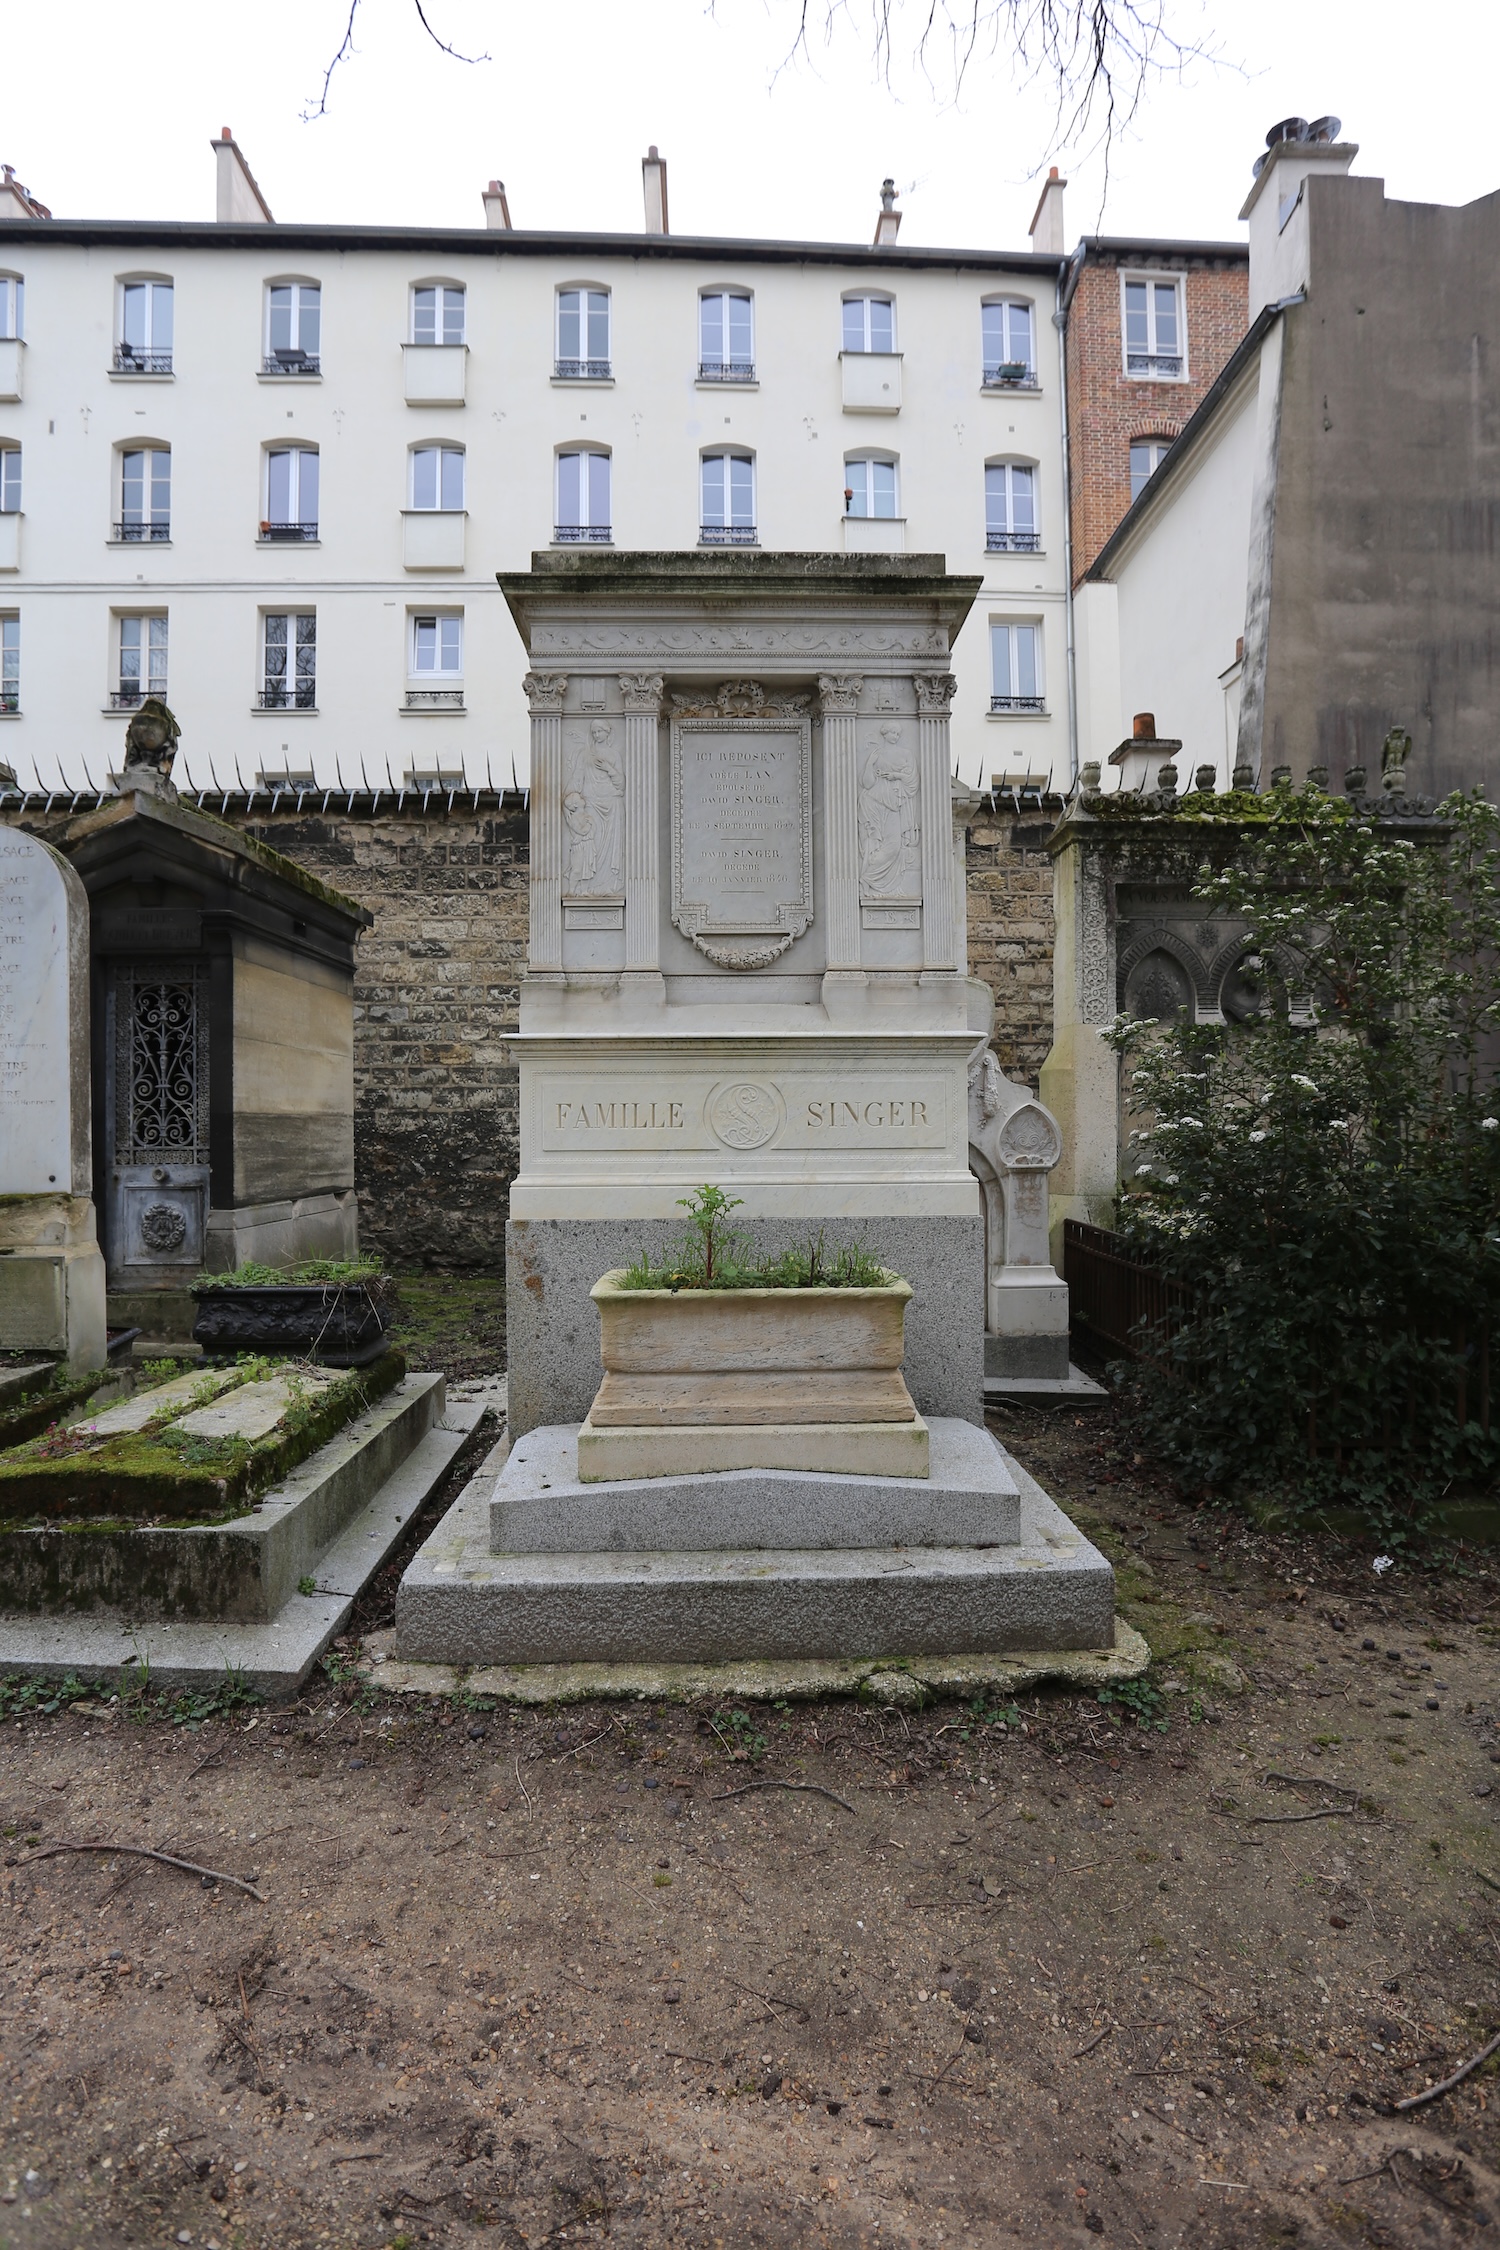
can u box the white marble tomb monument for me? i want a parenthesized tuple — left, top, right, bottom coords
(498, 550, 995, 1438)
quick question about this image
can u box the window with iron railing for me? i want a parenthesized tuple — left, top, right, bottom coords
(261, 446, 319, 540)
(981, 299, 1035, 388)
(699, 291, 754, 382)
(1123, 278, 1184, 379)
(990, 620, 1044, 713)
(116, 280, 173, 375)
(408, 612, 464, 704)
(985, 460, 1039, 551)
(115, 614, 167, 706)
(0, 616, 18, 713)
(264, 281, 321, 374)
(556, 288, 610, 379)
(555, 450, 611, 543)
(260, 612, 316, 709)
(700, 451, 755, 544)
(116, 447, 170, 541)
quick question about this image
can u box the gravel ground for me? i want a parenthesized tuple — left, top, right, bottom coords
(4, 1401, 1500, 2249)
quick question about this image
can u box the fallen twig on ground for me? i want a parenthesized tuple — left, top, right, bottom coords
(1393, 2028, 1500, 2113)
(515, 1756, 532, 1820)
(1072, 2022, 1114, 2060)
(1249, 1809, 1353, 1826)
(712, 1781, 854, 1813)
(20, 1842, 266, 1900)
(1262, 1772, 1359, 1798)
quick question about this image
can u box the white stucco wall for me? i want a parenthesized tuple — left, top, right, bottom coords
(0, 228, 1072, 792)
(1081, 360, 1259, 788)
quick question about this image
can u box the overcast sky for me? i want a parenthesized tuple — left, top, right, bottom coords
(5, 0, 1499, 251)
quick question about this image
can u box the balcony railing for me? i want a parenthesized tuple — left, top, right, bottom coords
(405, 687, 465, 710)
(113, 520, 170, 543)
(986, 530, 1042, 553)
(981, 362, 1036, 388)
(259, 521, 319, 542)
(697, 360, 756, 382)
(699, 524, 757, 546)
(113, 346, 173, 376)
(0, 689, 17, 715)
(554, 357, 611, 381)
(257, 685, 317, 711)
(1126, 352, 1184, 379)
(261, 350, 321, 376)
(553, 523, 612, 544)
(110, 685, 166, 709)
(990, 694, 1046, 714)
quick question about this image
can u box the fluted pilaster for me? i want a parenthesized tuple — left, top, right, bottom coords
(818, 673, 864, 976)
(523, 671, 568, 974)
(915, 672, 958, 973)
(619, 672, 665, 973)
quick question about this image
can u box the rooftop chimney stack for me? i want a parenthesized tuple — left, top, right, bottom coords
(0, 164, 51, 221)
(482, 178, 513, 230)
(642, 146, 669, 235)
(1240, 114, 1355, 314)
(873, 178, 902, 247)
(1028, 166, 1066, 255)
(212, 128, 274, 224)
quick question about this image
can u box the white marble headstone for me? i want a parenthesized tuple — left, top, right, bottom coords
(0, 830, 92, 1196)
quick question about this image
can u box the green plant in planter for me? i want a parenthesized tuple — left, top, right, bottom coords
(617, 1187, 892, 1292)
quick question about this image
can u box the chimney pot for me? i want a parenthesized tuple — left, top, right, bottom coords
(873, 178, 902, 247)
(1132, 712, 1156, 741)
(221, 126, 233, 140)
(1028, 166, 1067, 255)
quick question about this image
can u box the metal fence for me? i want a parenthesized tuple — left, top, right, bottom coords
(1063, 1220, 1194, 1366)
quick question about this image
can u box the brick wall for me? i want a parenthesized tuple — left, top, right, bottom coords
(3, 791, 1054, 1269)
(232, 797, 528, 1273)
(1067, 252, 1249, 582)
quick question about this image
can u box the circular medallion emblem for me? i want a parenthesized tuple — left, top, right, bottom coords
(706, 1079, 785, 1152)
(139, 1202, 188, 1254)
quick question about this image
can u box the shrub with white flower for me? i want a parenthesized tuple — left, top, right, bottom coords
(1104, 782, 1500, 1534)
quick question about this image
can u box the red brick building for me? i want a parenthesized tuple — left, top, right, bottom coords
(1060, 239, 1248, 582)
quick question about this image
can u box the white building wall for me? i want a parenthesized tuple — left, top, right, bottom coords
(0, 226, 1071, 793)
(1082, 367, 1259, 787)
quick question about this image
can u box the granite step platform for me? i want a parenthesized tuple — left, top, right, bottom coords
(984, 1363, 1109, 1408)
(499, 1416, 1019, 1552)
(396, 1422, 1114, 1667)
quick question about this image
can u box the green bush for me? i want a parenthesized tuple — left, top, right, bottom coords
(1106, 782, 1500, 1535)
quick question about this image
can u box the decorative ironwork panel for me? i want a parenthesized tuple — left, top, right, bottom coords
(113, 960, 209, 1165)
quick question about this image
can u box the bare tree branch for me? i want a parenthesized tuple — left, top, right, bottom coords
(304, 0, 490, 122)
(758, 0, 1214, 170)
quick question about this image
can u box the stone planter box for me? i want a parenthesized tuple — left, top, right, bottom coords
(579, 1272, 928, 1481)
(192, 1282, 388, 1368)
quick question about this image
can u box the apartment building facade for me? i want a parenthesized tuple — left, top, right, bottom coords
(0, 138, 1088, 795)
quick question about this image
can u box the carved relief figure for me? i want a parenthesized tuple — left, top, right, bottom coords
(563, 790, 598, 890)
(567, 720, 624, 893)
(858, 726, 920, 898)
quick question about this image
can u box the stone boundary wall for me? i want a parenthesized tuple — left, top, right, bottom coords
(2, 792, 1055, 1271)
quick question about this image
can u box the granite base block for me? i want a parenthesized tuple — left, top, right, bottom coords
(505, 1214, 984, 1440)
(496, 1416, 1019, 1551)
(984, 1330, 1072, 1381)
(395, 1427, 1113, 1666)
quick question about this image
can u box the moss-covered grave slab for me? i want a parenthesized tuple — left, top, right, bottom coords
(0, 1370, 444, 1622)
(0, 1351, 406, 1521)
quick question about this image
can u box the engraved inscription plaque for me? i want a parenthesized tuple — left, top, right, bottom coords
(0, 831, 88, 1196)
(671, 705, 813, 971)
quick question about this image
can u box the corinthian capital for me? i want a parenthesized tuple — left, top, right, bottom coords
(618, 672, 665, 713)
(914, 672, 959, 715)
(817, 673, 864, 714)
(522, 671, 569, 713)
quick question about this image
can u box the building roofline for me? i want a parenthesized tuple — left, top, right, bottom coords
(1073, 234, 1248, 260)
(1084, 297, 1290, 581)
(0, 215, 1066, 272)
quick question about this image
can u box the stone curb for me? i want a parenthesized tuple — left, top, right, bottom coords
(357, 1617, 1150, 1708)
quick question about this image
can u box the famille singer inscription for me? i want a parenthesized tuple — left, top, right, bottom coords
(547, 1082, 942, 1151)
